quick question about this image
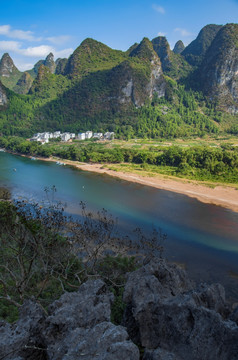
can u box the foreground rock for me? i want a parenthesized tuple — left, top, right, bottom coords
(122, 259, 238, 360)
(0, 260, 238, 360)
(0, 279, 139, 360)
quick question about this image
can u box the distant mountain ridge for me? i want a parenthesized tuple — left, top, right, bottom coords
(0, 22, 237, 137)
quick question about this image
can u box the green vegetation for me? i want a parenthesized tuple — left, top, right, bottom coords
(0, 195, 164, 322)
(182, 24, 223, 66)
(2, 77, 237, 139)
(1, 133, 238, 185)
(0, 72, 22, 90)
(0, 29, 238, 140)
(0, 25, 238, 161)
(151, 36, 192, 80)
(65, 38, 127, 78)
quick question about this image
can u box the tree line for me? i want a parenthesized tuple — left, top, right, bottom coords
(1, 136, 238, 183)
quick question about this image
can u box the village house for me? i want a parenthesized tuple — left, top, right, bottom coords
(61, 133, 71, 142)
(104, 132, 114, 140)
(93, 132, 103, 139)
(30, 130, 115, 143)
(78, 133, 86, 140)
(85, 131, 93, 139)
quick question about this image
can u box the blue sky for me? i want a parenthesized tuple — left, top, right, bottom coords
(1, 0, 238, 71)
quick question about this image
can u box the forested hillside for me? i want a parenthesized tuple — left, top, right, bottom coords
(0, 23, 237, 139)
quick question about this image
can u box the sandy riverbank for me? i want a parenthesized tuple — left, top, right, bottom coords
(31, 155, 238, 213)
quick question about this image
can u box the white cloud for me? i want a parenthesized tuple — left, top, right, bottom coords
(46, 35, 72, 45)
(19, 45, 73, 58)
(0, 40, 73, 59)
(0, 25, 73, 70)
(157, 32, 166, 36)
(152, 4, 165, 14)
(14, 60, 35, 72)
(174, 28, 193, 37)
(0, 40, 21, 52)
(0, 25, 10, 35)
(20, 45, 55, 57)
(0, 24, 41, 41)
(54, 48, 74, 59)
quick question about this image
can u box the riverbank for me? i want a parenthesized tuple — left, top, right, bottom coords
(30, 155, 238, 213)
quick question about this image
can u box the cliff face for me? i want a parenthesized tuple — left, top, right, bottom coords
(198, 23, 238, 113)
(151, 36, 192, 80)
(127, 37, 165, 105)
(0, 23, 238, 132)
(182, 24, 223, 66)
(55, 58, 67, 74)
(0, 53, 22, 90)
(44, 53, 56, 74)
(0, 81, 8, 107)
(0, 259, 237, 360)
(173, 40, 185, 54)
(0, 53, 20, 78)
(13, 72, 34, 94)
(27, 53, 57, 79)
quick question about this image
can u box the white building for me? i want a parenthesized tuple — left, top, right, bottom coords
(85, 131, 93, 139)
(78, 133, 86, 140)
(93, 132, 103, 139)
(70, 133, 76, 139)
(104, 132, 114, 140)
(61, 133, 71, 142)
(31, 132, 50, 143)
(53, 131, 61, 138)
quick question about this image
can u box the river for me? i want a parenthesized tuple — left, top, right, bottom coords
(1, 151, 238, 300)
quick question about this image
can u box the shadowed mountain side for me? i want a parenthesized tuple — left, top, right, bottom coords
(182, 24, 223, 66)
(193, 23, 238, 113)
(173, 40, 185, 54)
(13, 72, 34, 95)
(0, 81, 8, 107)
(152, 36, 192, 80)
(33, 60, 166, 132)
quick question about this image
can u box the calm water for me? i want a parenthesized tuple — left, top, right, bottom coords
(1, 152, 238, 300)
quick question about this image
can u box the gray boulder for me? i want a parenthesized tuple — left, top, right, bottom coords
(0, 301, 47, 360)
(143, 347, 182, 360)
(59, 322, 139, 360)
(123, 259, 238, 360)
(0, 280, 139, 360)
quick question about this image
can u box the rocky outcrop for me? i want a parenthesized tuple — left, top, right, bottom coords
(44, 53, 56, 74)
(152, 36, 192, 80)
(55, 58, 67, 75)
(151, 36, 172, 71)
(173, 40, 185, 54)
(27, 53, 56, 79)
(182, 24, 223, 66)
(122, 259, 238, 360)
(0, 53, 22, 90)
(198, 23, 238, 113)
(0, 279, 139, 360)
(13, 72, 34, 94)
(0, 53, 20, 78)
(0, 81, 8, 106)
(128, 37, 165, 105)
(0, 260, 237, 360)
